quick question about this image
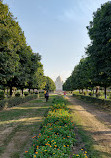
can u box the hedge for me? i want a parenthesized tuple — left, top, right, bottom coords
(73, 94, 111, 108)
(0, 94, 38, 111)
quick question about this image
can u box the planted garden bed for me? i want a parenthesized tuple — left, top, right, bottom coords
(25, 96, 88, 158)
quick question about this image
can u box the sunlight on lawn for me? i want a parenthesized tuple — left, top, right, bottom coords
(0, 116, 43, 125)
(12, 106, 48, 110)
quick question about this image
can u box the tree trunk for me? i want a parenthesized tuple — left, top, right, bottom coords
(10, 87, 12, 96)
(104, 86, 107, 99)
(33, 89, 34, 93)
(29, 89, 30, 93)
(37, 90, 39, 98)
(21, 88, 24, 96)
(93, 88, 94, 96)
(79, 89, 80, 94)
(7, 88, 8, 97)
(96, 86, 99, 97)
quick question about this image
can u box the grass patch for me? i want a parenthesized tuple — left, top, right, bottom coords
(75, 125, 101, 158)
(0, 96, 53, 157)
(10, 152, 20, 158)
(29, 99, 43, 103)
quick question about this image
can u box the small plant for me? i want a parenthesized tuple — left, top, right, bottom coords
(35, 91, 38, 94)
(109, 93, 111, 99)
(15, 92, 20, 97)
(0, 91, 5, 100)
(89, 92, 93, 96)
(72, 149, 88, 158)
(24, 92, 29, 96)
(84, 92, 86, 96)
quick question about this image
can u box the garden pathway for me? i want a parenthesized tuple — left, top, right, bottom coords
(67, 95, 111, 158)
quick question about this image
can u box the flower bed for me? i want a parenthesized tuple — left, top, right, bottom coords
(25, 96, 88, 158)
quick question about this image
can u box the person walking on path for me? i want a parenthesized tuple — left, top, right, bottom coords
(64, 91, 66, 97)
(45, 90, 49, 102)
(44, 90, 46, 98)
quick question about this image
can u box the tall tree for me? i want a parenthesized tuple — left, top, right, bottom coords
(45, 76, 56, 91)
(27, 53, 42, 92)
(86, 1, 111, 98)
(0, 1, 26, 94)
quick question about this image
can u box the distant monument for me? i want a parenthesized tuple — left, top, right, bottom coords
(55, 76, 63, 91)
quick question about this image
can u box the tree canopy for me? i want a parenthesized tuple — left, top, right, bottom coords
(63, 2, 111, 98)
(0, 1, 55, 95)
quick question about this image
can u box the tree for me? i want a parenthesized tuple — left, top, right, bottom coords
(86, 1, 111, 98)
(0, 1, 26, 94)
(26, 53, 42, 92)
(44, 76, 56, 91)
(63, 76, 73, 91)
(33, 62, 46, 90)
(63, 57, 94, 93)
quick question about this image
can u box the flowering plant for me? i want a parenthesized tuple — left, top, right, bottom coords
(24, 96, 88, 158)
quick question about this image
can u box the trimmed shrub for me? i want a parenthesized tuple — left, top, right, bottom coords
(15, 92, 20, 97)
(24, 92, 29, 96)
(109, 94, 111, 99)
(0, 94, 38, 111)
(89, 92, 93, 96)
(73, 93, 111, 108)
(0, 91, 5, 100)
(83, 91, 87, 96)
(39, 92, 44, 98)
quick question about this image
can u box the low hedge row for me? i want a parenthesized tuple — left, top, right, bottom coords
(73, 94, 111, 108)
(24, 96, 88, 158)
(0, 94, 38, 111)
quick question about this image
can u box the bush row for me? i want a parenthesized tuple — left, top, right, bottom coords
(24, 96, 88, 158)
(0, 90, 44, 100)
(0, 94, 38, 111)
(73, 94, 111, 108)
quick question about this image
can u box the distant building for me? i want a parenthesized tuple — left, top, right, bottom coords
(55, 76, 63, 91)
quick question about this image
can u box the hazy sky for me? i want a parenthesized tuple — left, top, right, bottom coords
(4, 0, 108, 82)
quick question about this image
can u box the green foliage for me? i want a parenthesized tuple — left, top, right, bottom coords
(73, 93, 111, 109)
(24, 91, 29, 96)
(0, 90, 5, 100)
(24, 96, 76, 158)
(86, 1, 111, 96)
(0, 94, 38, 111)
(63, 76, 73, 91)
(64, 2, 111, 99)
(24, 96, 88, 158)
(15, 92, 20, 97)
(44, 76, 56, 91)
(63, 57, 94, 91)
(0, 1, 25, 87)
(0, 1, 45, 94)
(72, 149, 88, 158)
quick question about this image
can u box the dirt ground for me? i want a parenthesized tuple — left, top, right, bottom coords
(0, 98, 49, 158)
(0, 95, 111, 158)
(67, 96, 111, 158)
